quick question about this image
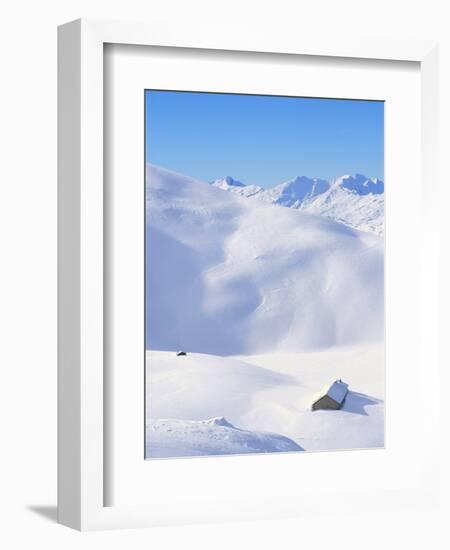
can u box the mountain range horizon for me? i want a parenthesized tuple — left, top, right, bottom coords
(210, 172, 384, 193)
(209, 170, 384, 236)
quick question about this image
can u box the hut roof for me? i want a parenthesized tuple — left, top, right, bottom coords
(322, 380, 349, 404)
(313, 379, 349, 406)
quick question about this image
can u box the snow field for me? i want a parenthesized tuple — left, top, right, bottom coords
(146, 346, 384, 457)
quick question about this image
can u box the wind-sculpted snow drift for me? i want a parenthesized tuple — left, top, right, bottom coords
(146, 417, 303, 458)
(146, 164, 384, 356)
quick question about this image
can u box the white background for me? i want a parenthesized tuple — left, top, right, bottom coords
(106, 45, 424, 509)
(0, 0, 449, 548)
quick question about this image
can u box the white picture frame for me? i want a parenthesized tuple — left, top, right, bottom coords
(58, 18, 440, 531)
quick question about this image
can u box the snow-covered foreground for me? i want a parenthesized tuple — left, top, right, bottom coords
(147, 417, 303, 458)
(145, 347, 384, 458)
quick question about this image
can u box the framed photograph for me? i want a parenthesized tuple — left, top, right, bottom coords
(143, 90, 385, 460)
(58, 18, 440, 530)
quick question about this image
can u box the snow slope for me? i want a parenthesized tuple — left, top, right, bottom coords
(146, 347, 384, 457)
(146, 164, 384, 356)
(237, 346, 384, 451)
(211, 173, 385, 235)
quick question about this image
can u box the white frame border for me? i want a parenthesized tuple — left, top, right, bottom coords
(58, 18, 439, 531)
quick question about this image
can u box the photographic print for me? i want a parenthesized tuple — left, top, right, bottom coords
(145, 90, 384, 459)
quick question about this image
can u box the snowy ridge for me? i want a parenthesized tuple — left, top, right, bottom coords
(211, 172, 384, 235)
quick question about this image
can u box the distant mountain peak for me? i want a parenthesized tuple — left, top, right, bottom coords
(211, 176, 264, 198)
(332, 173, 384, 195)
(281, 175, 328, 187)
(211, 176, 246, 188)
(266, 175, 330, 206)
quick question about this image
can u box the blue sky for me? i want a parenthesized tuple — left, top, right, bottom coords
(145, 90, 384, 188)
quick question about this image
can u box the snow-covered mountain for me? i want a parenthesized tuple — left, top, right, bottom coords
(211, 173, 384, 235)
(260, 175, 330, 207)
(146, 164, 384, 355)
(298, 175, 384, 235)
(333, 173, 384, 195)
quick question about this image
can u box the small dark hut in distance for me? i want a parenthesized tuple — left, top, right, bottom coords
(312, 380, 349, 411)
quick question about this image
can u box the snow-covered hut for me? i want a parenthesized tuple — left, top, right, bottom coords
(311, 380, 349, 411)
